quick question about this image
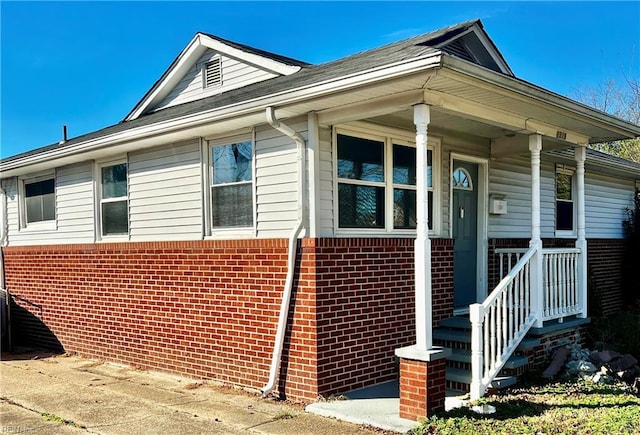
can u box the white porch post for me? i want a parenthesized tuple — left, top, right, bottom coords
(529, 134, 544, 328)
(414, 104, 432, 350)
(575, 146, 588, 318)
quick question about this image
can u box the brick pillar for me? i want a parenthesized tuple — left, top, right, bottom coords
(396, 345, 450, 421)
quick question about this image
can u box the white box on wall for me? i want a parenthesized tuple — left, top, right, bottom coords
(489, 197, 507, 215)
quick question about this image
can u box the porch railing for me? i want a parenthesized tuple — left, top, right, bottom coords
(496, 247, 582, 322)
(470, 245, 538, 400)
(542, 248, 581, 322)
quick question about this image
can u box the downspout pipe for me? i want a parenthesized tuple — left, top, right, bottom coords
(261, 107, 305, 397)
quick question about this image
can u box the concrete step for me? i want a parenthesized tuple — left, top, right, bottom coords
(448, 348, 529, 370)
(446, 367, 518, 389)
(438, 316, 471, 330)
(433, 328, 541, 351)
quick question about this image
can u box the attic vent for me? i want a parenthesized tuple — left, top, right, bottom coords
(204, 58, 222, 88)
(442, 38, 475, 63)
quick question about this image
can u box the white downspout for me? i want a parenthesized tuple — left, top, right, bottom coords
(261, 107, 305, 397)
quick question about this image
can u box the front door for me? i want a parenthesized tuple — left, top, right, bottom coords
(452, 161, 478, 309)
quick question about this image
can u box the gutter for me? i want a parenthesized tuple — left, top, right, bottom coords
(261, 107, 305, 397)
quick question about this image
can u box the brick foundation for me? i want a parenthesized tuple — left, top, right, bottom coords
(398, 357, 446, 420)
(4, 237, 455, 403)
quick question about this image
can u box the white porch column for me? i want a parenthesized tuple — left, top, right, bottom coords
(414, 104, 432, 350)
(575, 145, 588, 318)
(529, 134, 544, 328)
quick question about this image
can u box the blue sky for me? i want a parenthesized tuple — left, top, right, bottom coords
(1, 1, 638, 158)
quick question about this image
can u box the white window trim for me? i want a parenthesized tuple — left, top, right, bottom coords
(332, 123, 441, 237)
(203, 131, 256, 239)
(95, 157, 130, 242)
(18, 171, 57, 231)
(555, 165, 576, 238)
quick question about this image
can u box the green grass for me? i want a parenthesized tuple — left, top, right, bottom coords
(41, 412, 77, 427)
(410, 380, 640, 435)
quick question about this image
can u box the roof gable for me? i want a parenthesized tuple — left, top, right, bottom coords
(125, 33, 308, 121)
(433, 21, 513, 76)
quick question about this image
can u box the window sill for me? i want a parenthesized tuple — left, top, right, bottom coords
(335, 228, 440, 238)
(207, 228, 256, 240)
(98, 235, 130, 243)
(19, 222, 57, 232)
(554, 231, 577, 239)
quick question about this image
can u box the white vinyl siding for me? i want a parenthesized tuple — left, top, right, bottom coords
(488, 157, 555, 239)
(254, 118, 307, 238)
(585, 172, 634, 239)
(128, 140, 202, 241)
(2, 163, 95, 245)
(152, 50, 278, 112)
(318, 125, 334, 237)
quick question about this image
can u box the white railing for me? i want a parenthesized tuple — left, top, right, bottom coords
(495, 248, 528, 279)
(470, 245, 538, 400)
(542, 248, 581, 322)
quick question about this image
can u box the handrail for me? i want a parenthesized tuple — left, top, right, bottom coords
(470, 244, 538, 400)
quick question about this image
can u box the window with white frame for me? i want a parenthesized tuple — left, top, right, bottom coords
(555, 166, 575, 235)
(335, 129, 435, 232)
(210, 139, 254, 229)
(21, 175, 56, 227)
(99, 162, 129, 237)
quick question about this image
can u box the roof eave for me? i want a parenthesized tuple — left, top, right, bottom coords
(440, 55, 640, 140)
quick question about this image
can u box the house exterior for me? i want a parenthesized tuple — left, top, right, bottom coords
(2, 20, 640, 419)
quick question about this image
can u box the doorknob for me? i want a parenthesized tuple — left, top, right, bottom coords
(459, 207, 465, 219)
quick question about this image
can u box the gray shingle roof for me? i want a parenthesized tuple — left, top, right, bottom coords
(3, 20, 483, 164)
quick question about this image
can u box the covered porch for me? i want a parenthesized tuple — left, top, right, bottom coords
(310, 60, 634, 419)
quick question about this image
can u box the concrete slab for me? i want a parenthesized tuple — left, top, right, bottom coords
(0, 351, 382, 435)
(306, 382, 471, 433)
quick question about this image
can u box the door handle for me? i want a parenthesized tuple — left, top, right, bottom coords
(459, 207, 465, 219)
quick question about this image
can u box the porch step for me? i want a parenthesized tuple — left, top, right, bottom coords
(433, 328, 541, 351)
(446, 367, 518, 389)
(439, 315, 471, 330)
(448, 348, 529, 370)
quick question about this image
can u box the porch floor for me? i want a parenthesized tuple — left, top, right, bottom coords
(305, 381, 468, 432)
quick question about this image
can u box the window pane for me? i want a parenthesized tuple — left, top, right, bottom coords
(393, 145, 416, 185)
(25, 179, 54, 197)
(102, 200, 129, 235)
(25, 196, 43, 223)
(338, 183, 384, 228)
(556, 201, 573, 231)
(394, 189, 416, 229)
(25, 179, 55, 223)
(212, 141, 252, 184)
(427, 150, 433, 188)
(337, 134, 384, 182)
(557, 173, 572, 200)
(212, 184, 253, 228)
(102, 164, 127, 198)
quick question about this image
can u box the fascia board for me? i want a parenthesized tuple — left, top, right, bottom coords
(199, 35, 301, 76)
(2, 54, 443, 174)
(125, 34, 207, 121)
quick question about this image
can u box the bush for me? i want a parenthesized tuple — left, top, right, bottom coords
(588, 311, 640, 358)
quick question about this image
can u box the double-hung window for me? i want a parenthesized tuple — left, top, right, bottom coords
(209, 139, 254, 230)
(99, 162, 129, 237)
(335, 127, 436, 233)
(21, 175, 56, 228)
(555, 166, 575, 236)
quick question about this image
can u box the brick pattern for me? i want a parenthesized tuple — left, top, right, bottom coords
(4, 239, 317, 402)
(305, 238, 454, 397)
(521, 327, 586, 370)
(4, 237, 455, 402)
(488, 238, 625, 316)
(399, 358, 446, 420)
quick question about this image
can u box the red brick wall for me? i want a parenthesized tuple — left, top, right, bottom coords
(399, 358, 446, 420)
(4, 237, 454, 402)
(3, 240, 317, 401)
(306, 238, 454, 397)
(488, 238, 624, 317)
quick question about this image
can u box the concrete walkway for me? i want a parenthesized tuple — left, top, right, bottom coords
(0, 349, 394, 434)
